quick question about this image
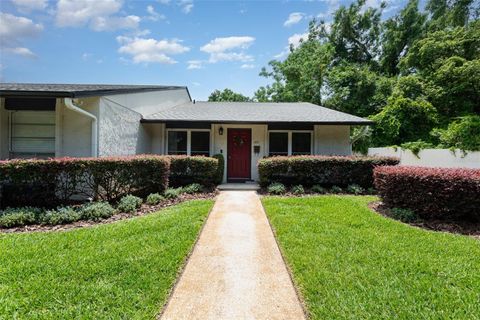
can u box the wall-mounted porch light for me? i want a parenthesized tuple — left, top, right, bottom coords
(219, 126, 224, 135)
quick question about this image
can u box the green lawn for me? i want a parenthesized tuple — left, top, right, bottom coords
(0, 200, 213, 319)
(263, 195, 480, 320)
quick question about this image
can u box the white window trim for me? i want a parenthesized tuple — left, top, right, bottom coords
(267, 130, 313, 156)
(165, 128, 211, 156)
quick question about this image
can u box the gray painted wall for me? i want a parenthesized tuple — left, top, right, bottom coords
(0, 98, 8, 159)
(314, 125, 351, 155)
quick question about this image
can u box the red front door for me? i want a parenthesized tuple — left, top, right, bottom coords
(227, 128, 252, 181)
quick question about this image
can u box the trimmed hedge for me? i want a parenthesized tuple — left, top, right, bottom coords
(168, 156, 219, 187)
(374, 166, 480, 221)
(258, 156, 399, 188)
(0, 156, 170, 208)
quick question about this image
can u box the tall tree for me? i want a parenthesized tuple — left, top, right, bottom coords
(208, 88, 251, 102)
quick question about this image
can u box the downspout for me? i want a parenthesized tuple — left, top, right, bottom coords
(64, 98, 98, 157)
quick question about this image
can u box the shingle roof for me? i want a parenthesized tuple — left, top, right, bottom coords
(142, 101, 373, 124)
(0, 83, 187, 98)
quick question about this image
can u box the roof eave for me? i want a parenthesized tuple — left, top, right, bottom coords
(140, 119, 374, 125)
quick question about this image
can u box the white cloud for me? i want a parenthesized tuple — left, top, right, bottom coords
(274, 32, 309, 59)
(5, 47, 36, 58)
(178, 0, 193, 13)
(240, 64, 255, 69)
(117, 36, 190, 64)
(0, 13, 43, 58)
(187, 60, 204, 69)
(284, 12, 304, 27)
(200, 36, 255, 63)
(82, 52, 92, 60)
(55, 0, 140, 31)
(147, 5, 166, 21)
(11, 0, 47, 12)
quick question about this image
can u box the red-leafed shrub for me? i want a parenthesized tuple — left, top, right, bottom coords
(168, 156, 219, 187)
(258, 156, 399, 188)
(0, 156, 170, 208)
(374, 166, 480, 220)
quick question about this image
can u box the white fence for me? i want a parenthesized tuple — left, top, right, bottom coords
(367, 147, 480, 169)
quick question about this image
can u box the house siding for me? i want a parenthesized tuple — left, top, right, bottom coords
(314, 125, 351, 155)
(0, 98, 8, 159)
(97, 89, 190, 156)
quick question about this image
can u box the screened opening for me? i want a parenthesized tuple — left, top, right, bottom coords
(167, 131, 187, 155)
(191, 131, 210, 156)
(269, 132, 288, 156)
(292, 132, 311, 155)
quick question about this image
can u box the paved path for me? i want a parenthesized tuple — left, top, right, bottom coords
(160, 191, 305, 320)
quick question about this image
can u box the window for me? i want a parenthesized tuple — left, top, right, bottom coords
(9, 111, 56, 159)
(268, 131, 312, 156)
(167, 131, 187, 155)
(167, 130, 210, 156)
(292, 132, 311, 155)
(191, 131, 210, 156)
(269, 132, 288, 156)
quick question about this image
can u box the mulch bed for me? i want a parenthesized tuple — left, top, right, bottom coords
(370, 202, 480, 240)
(0, 192, 217, 234)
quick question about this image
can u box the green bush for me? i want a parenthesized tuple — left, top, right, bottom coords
(432, 115, 480, 151)
(291, 185, 305, 195)
(183, 183, 203, 194)
(0, 207, 41, 228)
(42, 207, 81, 225)
(258, 156, 399, 188)
(346, 184, 365, 195)
(164, 188, 182, 199)
(267, 183, 286, 195)
(390, 207, 417, 223)
(146, 193, 164, 205)
(0, 155, 170, 207)
(117, 195, 143, 213)
(168, 156, 219, 187)
(311, 185, 327, 194)
(330, 186, 343, 194)
(212, 154, 225, 184)
(80, 202, 116, 221)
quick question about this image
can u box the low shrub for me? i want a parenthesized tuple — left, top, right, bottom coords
(80, 202, 116, 221)
(311, 185, 327, 194)
(212, 154, 225, 184)
(330, 186, 343, 194)
(168, 156, 219, 187)
(346, 184, 365, 195)
(390, 208, 417, 223)
(117, 195, 143, 213)
(291, 185, 305, 195)
(267, 183, 286, 195)
(164, 188, 182, 199)
(0, 207, 41, 228)
(183, 183, 203, 194)
(258, 156, 399, 188)
(374, 166, 480, 220)
(0, 155, 170, 208)
(146, 193, 164, 205)
(42, 207, 81, 225)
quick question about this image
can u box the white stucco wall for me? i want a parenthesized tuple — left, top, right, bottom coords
(314, 125, 351, 155)
(0, 98, 8, 159)
(212, 124, 267, 182)
(368, 147, 480, 168)
(143, 123, 165, 155)
(58, 97, 99, 158)
(101, 89, 190, 117)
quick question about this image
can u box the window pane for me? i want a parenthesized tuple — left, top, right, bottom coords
(191, 131, 210, 156)
(269, 132, 288, 156)
(292, 132, 311, 155)
(168, 131, 187, 155)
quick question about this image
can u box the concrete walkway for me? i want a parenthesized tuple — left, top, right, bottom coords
(160, 191, 305, 320)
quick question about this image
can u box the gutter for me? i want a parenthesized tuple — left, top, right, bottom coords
(64, 98, 98, 157)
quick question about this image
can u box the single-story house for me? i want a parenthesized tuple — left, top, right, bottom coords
(0, 83, 373, 182)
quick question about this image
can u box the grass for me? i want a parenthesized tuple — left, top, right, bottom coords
(262, 195, 480, 320)
(0, 200, 213, 319)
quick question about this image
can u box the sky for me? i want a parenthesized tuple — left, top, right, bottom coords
(0, 0, 408, 100)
